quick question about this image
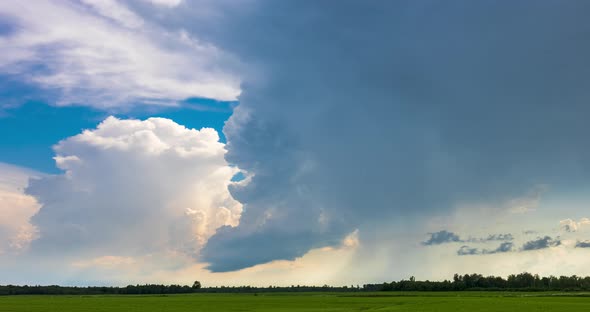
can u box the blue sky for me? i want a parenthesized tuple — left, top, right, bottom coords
(0, 97, 234, 173)
(1, 0, 590, 286)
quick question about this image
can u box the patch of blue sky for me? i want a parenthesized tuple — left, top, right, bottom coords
(230, 170, 246, 182)
(128, 97, 236, 143)
(0, 88, 235, 174)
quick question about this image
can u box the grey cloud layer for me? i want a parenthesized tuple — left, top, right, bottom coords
(137, 0, 590, 271)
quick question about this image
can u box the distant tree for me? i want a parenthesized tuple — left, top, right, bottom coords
(192, 281, 202, 289)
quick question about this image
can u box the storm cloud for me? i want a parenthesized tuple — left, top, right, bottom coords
(189, 0, 590, 271)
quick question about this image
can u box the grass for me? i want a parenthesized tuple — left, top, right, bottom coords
(1, 292, 590, 311)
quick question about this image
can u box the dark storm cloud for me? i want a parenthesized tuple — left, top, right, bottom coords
(575, 241, 590, 248)
(157, 0, 590, 271)
(521, 236, 561, 251)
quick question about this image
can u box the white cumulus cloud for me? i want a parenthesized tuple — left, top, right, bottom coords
(0, 163, 41, 254)
(26, 116, 242, 259)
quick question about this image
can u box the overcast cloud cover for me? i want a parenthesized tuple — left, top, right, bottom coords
(2, 0, 590, 284)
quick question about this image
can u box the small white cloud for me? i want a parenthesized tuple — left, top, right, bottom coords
(560, 219, 578, 232)
(143, 0, 183, 8)
(560, 218, 590, 233)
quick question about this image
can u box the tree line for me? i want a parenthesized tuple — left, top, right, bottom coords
(2, 273, 590, 295)
(364, 273, 590, 292)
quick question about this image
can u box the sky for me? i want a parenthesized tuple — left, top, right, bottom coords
(1, 0, 590, 286)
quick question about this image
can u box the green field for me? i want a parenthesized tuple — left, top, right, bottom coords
(1, 292, 589, 311)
